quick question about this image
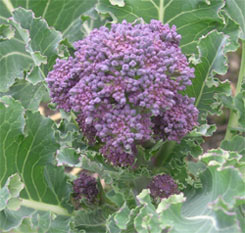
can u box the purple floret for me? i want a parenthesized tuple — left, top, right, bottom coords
(46, 57, 79, 111)
(152, 94, 198, 142)
(148, 174, 179, 199)
(73, 172, 98, 203)
(47, 20, 198, 167)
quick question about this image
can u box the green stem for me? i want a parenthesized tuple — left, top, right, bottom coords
(155, 141, 176, 167)
(70, 111, 80, 129)
(225, 40, 245, 140)
(21, 199, 72, 216)
(97, 179, 117, 210)
(2, 0, 14, 12)
(159, 0, 164, 23)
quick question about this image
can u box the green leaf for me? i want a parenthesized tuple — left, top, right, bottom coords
(113, 202, 131, 230)
(221, 83, 245, 137)
(109, 0, 125, 7)
(185, 30, 236, 119)
(11, 212, 71, 233)
(80, 153, 119, 184)
(96, 0, 225, 55)
(106, 190, 125, 208)
(131, 149, 245, 233)
(0, 79, 48, 111)
(224, 0, 245, 40)
(0, 174, 24, 211)
(234, 89, 245, 129)
(0, 206, 34, 232)
(0, 175, 34, 232)
(5, 0, 99, 42)
(74, 206, 113, 233)
(57, 147, 80, 167)
(0, 96, 72, 231)
(0, 23, 15, 41)
(134, 189, 170, 233)
(195, 78, 231, 118)
(221, 135, 245, 154)
(200, 148, 243, 174)
(189, 124, 216, 137)
(0, 7, 61, 92)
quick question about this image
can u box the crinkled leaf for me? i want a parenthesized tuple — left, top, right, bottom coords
(54, 111, 87, 150)
(11, 8, 62, 77)
(185, 30, 235, 119)
(196, 78, 231, 118)
(0, 23, 15, 41)
(7, 0, 103, 42)
(113, 202, 131, 230)
(57, 147, 80, 167)
(0, 174, 24, 211)
(0, 7, 61, 93)
(0, 96, 72, 232)
(130, 149, 245, 233)
(221, 135, 245, 154)
(0, 206, 34, 232)
(96, 0, 225, 55)
(220, 83, 245, 133)
(80, 153, 118, 184)
(234, 91, 245, 128)
(189, 124, 217, 137)
(74, 206, 113, 233)
(109, 0, 125, 7)
(154, 124, 216, 189)
(106, 190, 125, 208)
(0, 79, 48, 111)
(17, 212, 71, 233)
(200, 148, 243, 172)
(224, 0, 245, 40)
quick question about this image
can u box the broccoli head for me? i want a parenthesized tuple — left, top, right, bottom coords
(47, 20, 198, 167)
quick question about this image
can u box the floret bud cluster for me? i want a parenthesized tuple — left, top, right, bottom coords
(47, 20, 198, 166)
(148, 174, 179, 199)
(73, 172, 98, 203)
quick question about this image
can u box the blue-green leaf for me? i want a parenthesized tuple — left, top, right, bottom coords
(224, 0, 245, 40)
(0, 96, 72, 232)
(96, 0, 225, 55)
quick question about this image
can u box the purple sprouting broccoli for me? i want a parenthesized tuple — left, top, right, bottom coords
(47, 20, 198, 166)
(73, 172, 98, 203)
(148, 174, 179, 199)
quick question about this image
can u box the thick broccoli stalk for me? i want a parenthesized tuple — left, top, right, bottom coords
(73, 172, 98, 203)
(47, 20, 198, 167)
(148, 174, 179, 199)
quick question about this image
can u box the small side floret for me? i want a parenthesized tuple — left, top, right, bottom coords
(148, 174, 179, 199)
(73, 172, 98, 203)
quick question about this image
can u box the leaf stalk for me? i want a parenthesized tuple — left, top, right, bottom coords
(21, 199, 72, 216)
(154, 141, 176, 167)
(225, 40, 245, 140)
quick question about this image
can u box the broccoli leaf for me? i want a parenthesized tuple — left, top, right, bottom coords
(0, 0, 101, 42)
(0, 23, 15, 41)
(0, 79, 48, 111)
(224, 0, 245, 40)
(0, 96, 72, 232)
(74, 206, 114, 233)
(0, 8, 62, 92)
(109, 149, 244, 233)
(96, 0, 225, 55)
(185, 30, 236, 119)
(221, 135, 245, 154)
